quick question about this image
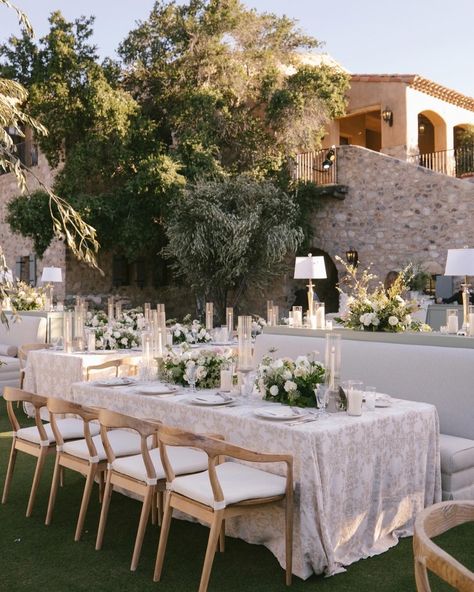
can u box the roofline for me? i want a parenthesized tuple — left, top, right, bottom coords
(350, 74, 474, 112)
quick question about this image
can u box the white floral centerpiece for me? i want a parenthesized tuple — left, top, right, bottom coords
(10, 281, 46, 311)
(256, 352, 325, 408)
(85, 307, 145, 350)
(251, 315, 267, 336)
(335, 257, 431, 333)
(161, 345, 236, 389)
(169, 314, 212, 345)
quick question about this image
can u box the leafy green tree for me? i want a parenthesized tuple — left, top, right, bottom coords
(119, 0, 349, 180)
(0, 0, 99, 270)
(163, 175, 303, 319)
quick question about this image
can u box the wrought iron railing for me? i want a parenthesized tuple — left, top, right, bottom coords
(407, 145, 474, 179)
(0, 141, 39, 176)
(295, 148, 338, 185)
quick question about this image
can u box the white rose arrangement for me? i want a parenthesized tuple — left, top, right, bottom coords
(169, 314, 212, 345)
(335, 257, 431, 333)
(256, 352, 325, 408)
(85, 307, 144, 350)
(161, 345, 236, 389)
(10, 281, 46, 311)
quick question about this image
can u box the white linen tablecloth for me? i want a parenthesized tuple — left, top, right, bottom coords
(23, 349, 142, 397)
(67, 381, 441, 579)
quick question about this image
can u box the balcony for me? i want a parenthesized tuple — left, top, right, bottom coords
(407, 145, 474, 179)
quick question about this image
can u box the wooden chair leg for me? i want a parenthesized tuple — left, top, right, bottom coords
(74, 464, 97, 542)
(95, 471, 113, 551)
(151, 491, 158, 526)
(414, 557, 432, 592)
(26, 447, 48, 517)
(219, 519, 225, 553)
(153, 492, 173, 582)
(59, 466, 65, 488)
(198, 511, 224, 592)
(285, 495, 293, 586)
(130, 486, 153, 571)
(98, 471, 104, 503)
(45, 454, 62, 525)
(1, 440, 18, 505)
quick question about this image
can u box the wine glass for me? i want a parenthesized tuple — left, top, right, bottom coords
(315, 384, 329, 417)
(185, 363, 197, 393)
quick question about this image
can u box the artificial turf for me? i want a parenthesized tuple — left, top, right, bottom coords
(0, 397, 472, 592)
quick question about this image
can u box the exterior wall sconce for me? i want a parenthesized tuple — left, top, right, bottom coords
(381, 108, 393, 127)
(322, 147, 336, 170)
(418, 122, 426, 134)
(346, 248, 359, 267)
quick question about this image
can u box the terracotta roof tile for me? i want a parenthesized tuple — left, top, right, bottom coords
(350, 74, 474, 111)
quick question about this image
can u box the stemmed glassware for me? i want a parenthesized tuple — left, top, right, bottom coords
(315, 384, 329, 417)
(185, 363, 197, 393)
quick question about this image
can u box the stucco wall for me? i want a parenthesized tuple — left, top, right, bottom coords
(0, 152, 66, 298)
(312, 145, 474, 283)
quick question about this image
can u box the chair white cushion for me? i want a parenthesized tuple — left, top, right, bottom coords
(441, 467, 474, 493)
(170, 461, 287, 508)
(16, 417, 90, 445)
(440, 434, 474, 474)
(63, 429, 144, 461)
(0, 343, 18, 357)
(112, 446, 208, 483)
(442, 483, 474, 501)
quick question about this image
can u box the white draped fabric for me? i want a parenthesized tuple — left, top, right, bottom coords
(68, 381, 441, 579)
(23, 349, 142, 397)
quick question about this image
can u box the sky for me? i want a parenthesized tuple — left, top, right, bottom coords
(1, 0, 473, 96)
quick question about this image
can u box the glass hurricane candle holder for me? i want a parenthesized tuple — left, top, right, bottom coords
(446, 309, 459, 334)
(205, 302, 214, 331)
(226, 307, 234, 337)
(292, 306, 303, 328)
(237, 315, 253, 371)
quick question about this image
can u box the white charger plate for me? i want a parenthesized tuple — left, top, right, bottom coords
(254, 407, 307, 421)
(190, 394, 235, 406)
(137, 385, 180, 396)
(375, 395, 392, 407)
(94, 377, 135, 387)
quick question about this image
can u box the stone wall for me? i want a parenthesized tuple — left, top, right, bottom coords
(0, 152, 66, 298)
(312, 145, 474, 283)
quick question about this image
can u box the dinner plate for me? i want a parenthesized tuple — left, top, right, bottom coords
(211, 341, 235, 346)
(190, 393, 235, 406)
(137, 385, 180, 396)
(375, 395, 392, 407)
(253, 407, 307, 421)
(93, 377, 135, 387)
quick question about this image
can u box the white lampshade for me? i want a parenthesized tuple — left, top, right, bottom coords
(294, 254, 327, 279)
(444, 248, 474, 276)
(41, 267, 63, 283)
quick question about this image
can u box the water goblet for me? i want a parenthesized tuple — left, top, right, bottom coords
(185, 363, 197, 393)
(315, 384, 329, 417)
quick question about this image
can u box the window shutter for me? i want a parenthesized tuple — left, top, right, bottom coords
(15, 258, 22, 280)
(28, 254, 36, 286)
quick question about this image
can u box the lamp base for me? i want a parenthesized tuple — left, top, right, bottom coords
(461, 279, 471, 332)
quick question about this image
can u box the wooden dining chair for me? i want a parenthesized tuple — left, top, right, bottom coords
(154, 425, 294, 592)
(413, 500, 474, 591)
(85, 357, 138, 381)
(1, 387, 85, 517)
(18, 343, 51, 389)
(95, 409, 208, 571)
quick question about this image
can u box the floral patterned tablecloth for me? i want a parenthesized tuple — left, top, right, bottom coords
(68, 382, 441, 579)
(24, 349, 142, 397)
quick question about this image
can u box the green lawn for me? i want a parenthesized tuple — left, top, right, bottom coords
(0, 398, 471, 592)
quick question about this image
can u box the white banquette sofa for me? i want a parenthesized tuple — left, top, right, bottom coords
(0, 315, 47, 390)
(254, 327, 474, 501)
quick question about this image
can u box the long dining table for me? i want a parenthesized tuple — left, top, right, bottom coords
(66, 379, 441, 579)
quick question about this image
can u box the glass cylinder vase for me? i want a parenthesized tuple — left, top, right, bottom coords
(63, 311, 73, 353)
(237, 315, 253, 371)
(266, 300, 274, 326)
(107, 296, 115, 324)
(325, 333, 341, 391)
(226, 307, 234, 338)
(205, 302, 214, 331)
(446, 309, 459, 334)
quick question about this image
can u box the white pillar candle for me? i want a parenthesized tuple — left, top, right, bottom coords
(447, 314, 459, 334)
(347, 389, 363, 416)
(469, 313, 474, 337)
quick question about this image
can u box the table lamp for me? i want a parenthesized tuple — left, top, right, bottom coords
(41, 267, 63, 311)
(294, 254, 327, 317)
(444, 247, 474, 331)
